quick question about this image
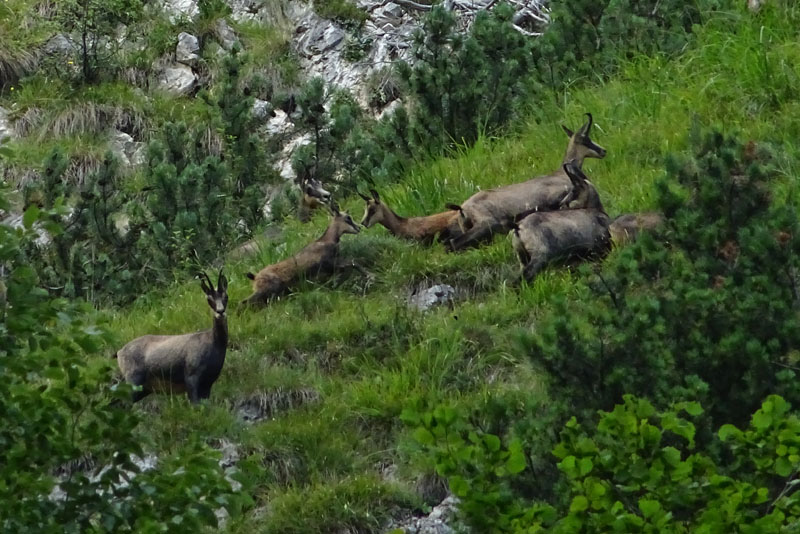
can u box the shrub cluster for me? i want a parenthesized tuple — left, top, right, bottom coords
(0, 184, 242, 532)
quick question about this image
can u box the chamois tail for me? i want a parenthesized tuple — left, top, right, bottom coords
(246, 272, 255, 280)
(445, 204, 462, 213)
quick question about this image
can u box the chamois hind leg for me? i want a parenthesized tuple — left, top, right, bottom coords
(447, 224, 496, 252)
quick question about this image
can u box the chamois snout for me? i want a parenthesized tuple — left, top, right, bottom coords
(304, 178, 331, 203)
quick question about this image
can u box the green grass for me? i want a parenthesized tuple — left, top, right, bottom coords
(27, 3, 800, 531)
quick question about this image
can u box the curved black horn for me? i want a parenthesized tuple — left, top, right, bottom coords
(583, 113, 593, 134)
(358, 191, 370, 201)
(370, 189, 380, 201)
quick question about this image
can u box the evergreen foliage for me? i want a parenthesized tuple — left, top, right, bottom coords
(212, 45, 273, 231)
(531, 0, 729, 98)
(0, 185, 240, 532)
(131, 122, 235, 280)
(400, 4, 533, 154)
(521, 127, 800, 426)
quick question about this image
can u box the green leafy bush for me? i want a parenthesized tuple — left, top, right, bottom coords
(530, 395, 800, 533)
(0, 184, 240, 532)
(57, 0, 145, 83)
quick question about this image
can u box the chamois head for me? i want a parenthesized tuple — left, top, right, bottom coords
(330, 202, 361, 236)
(200, 270, 229, 318)
(562, 113, 607, 164)
(560, 161, 604, 211)
(301, 176, 332, 207)
(358, 189, 386, 228)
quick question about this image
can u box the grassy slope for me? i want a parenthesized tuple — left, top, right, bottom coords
(97, 6, 800, 533)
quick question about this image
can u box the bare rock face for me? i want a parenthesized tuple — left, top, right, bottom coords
(176, 32, 201, 64)
(164, 0, 199, 22)
(286, 0, 416, 109)
(216, 19, 238, 50)
(158, 64, 198, 96)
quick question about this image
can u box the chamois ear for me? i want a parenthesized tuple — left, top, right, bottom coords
(579, 113, 593, 135)
(329, 201, 341, 216)
(370, 189, 380, 201)
(563, 161, 587, 190)
(217, 270, 228, 293)
(561, 124, 574, 137)
(199, 271, 214, 295)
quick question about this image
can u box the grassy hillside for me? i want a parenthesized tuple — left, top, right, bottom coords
(93, 5, 800, 532)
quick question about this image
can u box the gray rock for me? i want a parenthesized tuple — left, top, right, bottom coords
(158, 64, 197, 96)
(229, 0, 263, 21)
(0, 107, 14, 143)
(164, 0, 198, 22)
(408, 284, 456, 312)
(176, 32, 200, 64)
(216, 19, 238, 50)
(265, 109, 294, 137)
(252, 99, 275, 120)
(43, 34, 76, 57)
(373, 2, 404, 27)
(388, 495, 459, 534)
(110, 130, 145, 167)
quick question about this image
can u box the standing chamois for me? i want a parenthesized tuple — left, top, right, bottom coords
(359, 189, 461, 244)
(114, 271, 229, 403)
(511, 162, 611, 282)
(241, 204, 361, 307)
(446, 113, 607, 251)
(298, 176, 332, 223)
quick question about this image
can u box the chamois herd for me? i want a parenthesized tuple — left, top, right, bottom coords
(115, 113, 663, 402)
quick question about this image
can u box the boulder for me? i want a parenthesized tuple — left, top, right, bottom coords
(252, 99, 275, 121)
(110, 131, 145, 167)
(158, 64, 197, 96)
(408, 284, 456, 312)
(373, 2, 404, 27)
(42, 34, 76, 57)
(176, 32, 200, 64)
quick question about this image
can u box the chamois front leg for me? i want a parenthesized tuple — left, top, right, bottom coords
(185, 374, 201, 404)
(520, 260, 545, 283)
(127, 369, 150, 403)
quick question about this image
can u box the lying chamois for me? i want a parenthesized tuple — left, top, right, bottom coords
(446, 113, 607, 251)
(359, 189, 461, 244)
(298, 176, 331, 223)
(241, 204, 361, 307)
(609, 212, 664, 246)
(512, 163, 611, 282)
(115, 271, 228, 403)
